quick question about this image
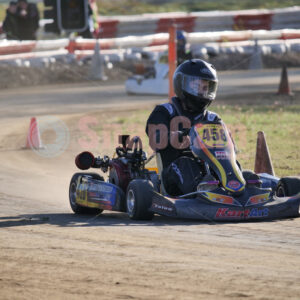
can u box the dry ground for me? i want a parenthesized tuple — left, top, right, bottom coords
(0, 83, 300, 300)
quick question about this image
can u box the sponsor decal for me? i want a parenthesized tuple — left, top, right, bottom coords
(89, 182, 114, 194)
(195, 124, 228, 149)
(227, 180, 241, 190)
(88, 192, 97, 198)
(203, 192, 238, 205)
(215, 151, 229, 160)
(246, 193, 270, 206)
(88, 197, 113, 207)
(152, 203, 174, 213)
(215, 207, 269, 219)
(76, 183, 87, 201)
(88, 192, 111, 202)
(86, 182, 116, 206)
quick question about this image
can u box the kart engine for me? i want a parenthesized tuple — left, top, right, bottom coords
(75, 135, 148, 193)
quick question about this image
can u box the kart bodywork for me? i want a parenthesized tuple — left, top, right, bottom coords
(69, 122, 300, 222)
(150, 174, 300, 221)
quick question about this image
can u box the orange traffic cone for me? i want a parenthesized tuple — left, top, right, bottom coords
(277, 65, 293, 95)
(26, 117, 43, 149)
(254, 131, 275, 176)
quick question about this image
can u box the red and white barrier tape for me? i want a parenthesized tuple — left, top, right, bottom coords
(1, 28, 300, 58)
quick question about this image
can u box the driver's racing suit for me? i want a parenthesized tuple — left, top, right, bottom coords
(146, 97, 221, 196)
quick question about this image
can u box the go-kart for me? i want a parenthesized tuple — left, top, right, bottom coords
(69, 122, 300, 221)
(125, 62, 169, 95)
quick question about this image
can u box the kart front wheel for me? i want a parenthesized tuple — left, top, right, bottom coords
(126, 179, 154, 220)
(69, 173, 104, 215)
(276, 176, 300, 197)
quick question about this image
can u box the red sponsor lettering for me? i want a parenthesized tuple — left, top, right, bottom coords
(216, 208, 228, 218)
(244, 209, 250, 218)
(215, 208, 268, 219)
(215, 208, 244, 218)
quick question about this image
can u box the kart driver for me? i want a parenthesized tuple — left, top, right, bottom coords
(146, 59, 220, 196)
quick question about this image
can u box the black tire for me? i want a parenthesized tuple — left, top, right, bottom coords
(126, 179, 154, 220)
(69, 172, 104, 215)
(276, 176, 300, 197)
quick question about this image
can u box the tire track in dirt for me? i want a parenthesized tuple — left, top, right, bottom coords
(0, 82, 300, 300)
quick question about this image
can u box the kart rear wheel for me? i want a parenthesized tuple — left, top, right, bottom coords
(126, 179, 154, 220)
(276, 177, 300, 197)
(69, 173, 104, 215)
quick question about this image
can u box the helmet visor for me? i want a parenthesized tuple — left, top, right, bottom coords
(182, 75, 218, 100)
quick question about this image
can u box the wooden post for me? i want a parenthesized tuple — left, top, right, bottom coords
(168, 24, 177, 102)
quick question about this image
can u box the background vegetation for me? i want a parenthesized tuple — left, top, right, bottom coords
(1, 0, 300, 21)
(96, 0, 300, 15)
(95, 102, 300, 178)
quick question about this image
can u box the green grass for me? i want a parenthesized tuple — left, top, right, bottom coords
(211, 104, 300, 177)
(94, 104, 300, 178)
(97, 0, 300, 15)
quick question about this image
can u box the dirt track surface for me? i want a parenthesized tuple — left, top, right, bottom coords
(0, 78, 300, 300)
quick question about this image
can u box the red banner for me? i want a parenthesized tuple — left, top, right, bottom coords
(233, 13, 273, 31)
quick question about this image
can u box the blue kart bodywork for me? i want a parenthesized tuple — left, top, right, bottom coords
(150, 183, 300, 222)
(72, 172, 300, 221)
(70, 120, 300, 222)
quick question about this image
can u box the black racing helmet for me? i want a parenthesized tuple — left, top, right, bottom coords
(173, 59, 218, 113)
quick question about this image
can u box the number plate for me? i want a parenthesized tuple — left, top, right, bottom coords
(195, 124, 228, 149)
